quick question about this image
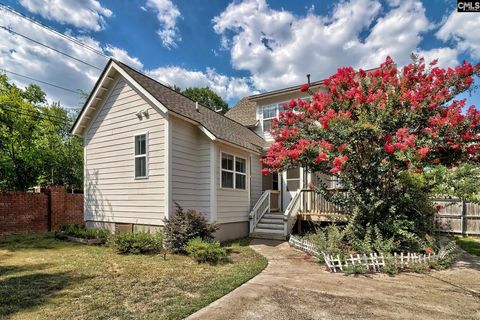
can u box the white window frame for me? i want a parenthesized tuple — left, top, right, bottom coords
(220, 152, 247, 190)
(260, 97, 311, 133)
(134, 132, 149, 179)
(262, 104, 278, 133)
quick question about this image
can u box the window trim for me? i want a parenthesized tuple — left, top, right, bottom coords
(260, 97, 312, 133)
(220, 151, 247, 190)
(134, 132, 149, 180)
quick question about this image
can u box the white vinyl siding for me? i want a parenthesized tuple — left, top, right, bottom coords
(84, 77, 167, 225)
(170, 117, 212, 216)
(250, 153, 263, 208)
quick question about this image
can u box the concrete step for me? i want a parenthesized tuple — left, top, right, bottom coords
(253, 227, 284, 234)
(249, 232, 286, 241)
(259, 218, 284, 224)
(256, 223, 284, 230)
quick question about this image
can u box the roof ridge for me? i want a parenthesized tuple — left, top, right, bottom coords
(115, 60, 265, 142)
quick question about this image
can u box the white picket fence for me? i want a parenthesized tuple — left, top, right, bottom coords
(288, 235, 438, 273)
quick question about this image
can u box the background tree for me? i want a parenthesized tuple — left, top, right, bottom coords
(0, 74, 83, 191)
(180, 87, 229, 113)
(424, 163, 480, 203)
(262, 57, 480, 250)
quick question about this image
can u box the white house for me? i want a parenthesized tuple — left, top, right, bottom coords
(72, 59, 341, 241)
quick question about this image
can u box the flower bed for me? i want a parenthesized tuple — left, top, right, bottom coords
(289, 235, 456, 273)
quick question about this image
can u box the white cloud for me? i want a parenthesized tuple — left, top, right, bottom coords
(146, 66, 257, 101)
(145, 0, 182, 49)
(0, 10, 140, 108)
(436, 10, 480, 60)
(19, 0, 112, 32)
(212, 0, 460, 91)
(105, 45, 144, 70)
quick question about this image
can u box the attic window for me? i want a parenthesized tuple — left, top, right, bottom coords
(134, 133, 148, 179)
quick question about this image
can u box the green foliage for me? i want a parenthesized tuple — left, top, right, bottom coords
(0, 74, 83, 191)
(186, 237, 227, 264)
(180, 87, 229, 113)
(382, 256, 400, 275)
(163, 203, 218, 253)
(345, 224, 397, 254)
(408, 262, 429, 273)
(425, 163, 480, 203)
(428, 240, 458, 270)
(114, 231, 163, 254)
(57, 224, 109, 240)
(344, 263, 369, 275)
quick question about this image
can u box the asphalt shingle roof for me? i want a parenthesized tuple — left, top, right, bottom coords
(225, 97, 258, 127)
(115, 61, 265, 152)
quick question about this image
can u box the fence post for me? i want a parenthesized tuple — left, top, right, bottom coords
(462, 200, 467, 236)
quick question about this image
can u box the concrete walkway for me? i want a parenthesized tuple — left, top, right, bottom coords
(187, 239, 480, 320)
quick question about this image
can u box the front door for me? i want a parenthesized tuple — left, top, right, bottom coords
(282, 167, 301, 210)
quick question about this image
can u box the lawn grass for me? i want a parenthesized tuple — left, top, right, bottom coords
(456, 236, 480, 256)
(0, 233, 267, 320)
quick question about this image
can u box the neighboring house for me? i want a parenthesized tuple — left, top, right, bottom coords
(72, 59, 341, 241)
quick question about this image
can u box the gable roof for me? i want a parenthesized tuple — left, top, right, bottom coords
(72, 59, 265, 153)
(224, 97, 257, 127)
(226, 80, 326, 126)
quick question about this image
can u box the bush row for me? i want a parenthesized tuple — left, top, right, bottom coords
(57, 204, 227, 264)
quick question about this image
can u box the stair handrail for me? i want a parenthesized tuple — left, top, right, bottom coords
(283, 189, 302, 237)
(249, 190, 271, 233)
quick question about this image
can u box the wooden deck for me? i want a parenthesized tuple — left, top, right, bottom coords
(298, 211, 348, 222)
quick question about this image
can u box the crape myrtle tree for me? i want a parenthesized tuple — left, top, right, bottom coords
(261, 56, 480, 249)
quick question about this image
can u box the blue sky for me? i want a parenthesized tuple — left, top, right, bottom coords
(0, 0, 478, 109)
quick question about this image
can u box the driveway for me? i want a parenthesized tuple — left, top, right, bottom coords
(188, 239, 480, 320)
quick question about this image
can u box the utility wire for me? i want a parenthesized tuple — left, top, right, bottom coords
(0, 3, 110, 59)
(0, 104, 72, 126)
(0, 26, 103, 70)
(1, 101, 73, 123)
(1, 68, 82, 94)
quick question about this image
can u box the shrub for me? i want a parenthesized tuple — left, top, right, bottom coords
(428, 240, 458, 270)
(163, 203, 218, 253)
(344, 263, 368, 275)
(114, 231, 163, 254)
(186, 237, 227, 264)
(57, 224, 109, 240)
(408, 262, 429, 273)
(382, 256, 400, 275)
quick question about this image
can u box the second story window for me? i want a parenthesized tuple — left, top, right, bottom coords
(262, 105, 277, 132)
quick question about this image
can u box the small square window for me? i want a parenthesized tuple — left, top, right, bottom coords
(222, 171, 234, 188)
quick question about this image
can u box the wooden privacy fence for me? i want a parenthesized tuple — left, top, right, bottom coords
(433, 198, 480, 235)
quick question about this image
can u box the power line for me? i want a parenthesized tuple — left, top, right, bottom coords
(0, 26, 103, 70)
(1, 104, 72, 126)
(1, 68, 82, 94)
(0, 3, 110, 59)
(1, 101, 73, 123)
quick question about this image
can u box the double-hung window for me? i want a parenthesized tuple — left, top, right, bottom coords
(134, 133, 148, 179)
(262, 104, 277, 132)
(221, 152, 246, 190)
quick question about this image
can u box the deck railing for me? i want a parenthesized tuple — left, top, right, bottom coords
(249, 190, 271, 233)
(283, 189, 302, 236)
(300, 189, 347, 215)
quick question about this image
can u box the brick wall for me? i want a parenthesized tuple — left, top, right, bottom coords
(0, 186, 84, 235)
